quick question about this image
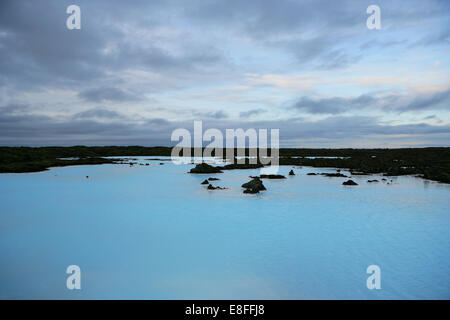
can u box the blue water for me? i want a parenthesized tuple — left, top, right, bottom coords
(0, 157, 449, 299)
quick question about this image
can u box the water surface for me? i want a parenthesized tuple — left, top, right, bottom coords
(0, 157, 449, 299)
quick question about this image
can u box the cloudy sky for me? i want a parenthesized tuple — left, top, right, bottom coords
(0, 0, 449, 147)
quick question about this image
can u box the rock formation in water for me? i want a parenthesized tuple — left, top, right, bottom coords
(242, 177, 266, 194)
(321, 172, 348, 177)
(207, 184, 226, 190)
(201, 179, 209, 185)
(219, 163, 264, 170)
(189, 163, 223, 174)
(342, 179, 358, 185)
(259, 174, 286, 179)
(289, 169, 295, 176)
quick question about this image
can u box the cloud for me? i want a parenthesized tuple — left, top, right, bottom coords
(239, 108, 266, 118)
(0, 103, 30, 115)
(73, 108, 123, 119)
(0, 0, 449, 147)
(292, 94, 376, 114)
(193, 110, 229, 119)
(398, 89, 450, 112)
(292, 89, 450, 115)
(0, 0, 226, 91)
(1, 105, 449, 147)
(78, 87, 141, 103)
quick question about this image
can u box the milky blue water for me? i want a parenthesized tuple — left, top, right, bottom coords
(0, 157, 449, 299)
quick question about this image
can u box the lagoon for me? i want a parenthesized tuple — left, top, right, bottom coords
(0, 157, 449, 299)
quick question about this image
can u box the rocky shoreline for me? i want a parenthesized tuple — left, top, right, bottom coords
(1, 146, 449, 184)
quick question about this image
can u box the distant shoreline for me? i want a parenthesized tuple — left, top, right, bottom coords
(1, 146, 449, 183)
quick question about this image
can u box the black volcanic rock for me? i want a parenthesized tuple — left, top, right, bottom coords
(259, 174, 286, 179)
(219, 163, 264, 170)
(189, 163, 223, 174)
(307, 173, 317, 175)
(242, 177, 266, 194)
(243, 188, 260, 194)
(343, 180, 358, 186)
(289, 170, 295, 176)
(208, 177, 220, 181)
(201, 179, 209, 185)
(367, 179, 379, 183)
(321, 172, 348, 177)
(207, 184, 226, 190)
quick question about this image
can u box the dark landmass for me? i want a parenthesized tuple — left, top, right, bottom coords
(343, 180, 358, 186)
(276, 148, 450, 183)
(0, 156, 115, 173)
(1, 146, 449, 183)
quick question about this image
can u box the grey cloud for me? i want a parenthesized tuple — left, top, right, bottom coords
(285, 37, 361, 70)
(78, 87, 141, 103)
(0, 0, 227, 91)
(210, 110, 228, 119)
(1, 107, 449, 147)
(187, 0, 449, 70)
(0, 1, 113, 88)
(193, 110, 229, 119)
(293, 94, 376, 114)
(145, 118, 171, 126)
(0, 0, 449, 147)
(399, 89, 450, 112)
(73, 108, 123, 119)
(1, 0, 448, 94)
(240, 108, 266, 118)
(0, 103, 30, 115)
(292, 89, 450, 115)
(188, 0, 363, 37)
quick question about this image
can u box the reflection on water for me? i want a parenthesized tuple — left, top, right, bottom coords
(0, 156, 449, 299)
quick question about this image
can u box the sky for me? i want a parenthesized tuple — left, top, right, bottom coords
(0, 0, 449, 147)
